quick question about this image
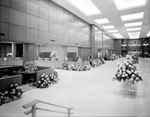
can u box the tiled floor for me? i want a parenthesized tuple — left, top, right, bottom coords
(0, 58, 150, 117)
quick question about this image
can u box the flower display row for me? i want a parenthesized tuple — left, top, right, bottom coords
(62, 63, 91, 71)
(24, 61, 38, 73)
(0, 84, 25, 105)
(38, 70, 59, 88)
(113, 60, 142, 84)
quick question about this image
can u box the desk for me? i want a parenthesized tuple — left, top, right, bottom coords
(20, 72, 36, 86)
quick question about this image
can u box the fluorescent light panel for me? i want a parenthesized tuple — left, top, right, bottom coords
(126, 27, 141, 31)
(128, 32, 140, 39)
(94, 18, 110, 24)
(146, 31, 150, 37)
(108, 30, 118, 33)
(113, 33, 123, 38)
(121, 12, 144, 21)
(68, 0, 101, 16)
(103, 25, 115, 29)
(124, 22, 142, 27)
(114, 0, 146, 10)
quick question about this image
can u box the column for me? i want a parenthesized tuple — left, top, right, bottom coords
(90, 24, 95, 56)
(141, 37, 144, 58)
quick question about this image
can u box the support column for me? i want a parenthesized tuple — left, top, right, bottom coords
(126, 38, 129, 54)
(141, 37, 144, 58)
(149, 37, 150, 54)
(90, 24, 95, 56)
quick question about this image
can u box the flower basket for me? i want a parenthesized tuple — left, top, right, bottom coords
(24, 61, 37, 73)
(0, 84, 25, 105)
(38, 70, 59, 88)
(113, 60, 142, 84)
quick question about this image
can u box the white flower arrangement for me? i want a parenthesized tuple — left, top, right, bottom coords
(0, 84, 25, 105)
(49, 51, 58, 61)
(6, 53, 12, 57)
(38, 70, 59, 88)
(24, 61, 37, 73)
(113, 60, 142, 84)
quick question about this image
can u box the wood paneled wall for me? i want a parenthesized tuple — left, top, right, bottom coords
(0, 0, 115, 61)
(0, 0, 91, 47)
(94, 26, 114, 57)
(114, 40, 122, 55)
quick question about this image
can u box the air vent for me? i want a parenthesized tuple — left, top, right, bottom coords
(0, 33, 5, 36)
(50, 40, 55, 42)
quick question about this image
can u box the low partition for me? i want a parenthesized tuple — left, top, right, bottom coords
(0, 74, 22, 92)
(0, 65, 23, 78)
(0, 57, 23, 66)
(35, 59, 62, 68)
(36, 66, 54, 88)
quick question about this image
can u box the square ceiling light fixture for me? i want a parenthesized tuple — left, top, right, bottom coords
(121, 12, 144, 21)
(128, 32, 140, 39)
(68, 0, 101, 16)
(94, 18, 110, 24)
(103, 25, 115, 29)
(108, 30, 118, 33)
(126, 27, 141, 31)
(113, 33, 123, 38)
(124, 22, 142, 27)
(146, 31, 150, 37)
(114, 0, 146, 10)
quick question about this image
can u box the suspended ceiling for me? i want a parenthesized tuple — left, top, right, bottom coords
(52, 0, 150, 39)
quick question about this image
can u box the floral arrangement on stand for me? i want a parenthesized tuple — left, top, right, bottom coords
(6, 53, 13, 58)
(24, 61, 38, 73)
(38, 70, 59, 88)
(113, 60, 142, 85)
(77, 57, 82, 62)
(49, 51, 58, 61)
(0, 84, 25, 105)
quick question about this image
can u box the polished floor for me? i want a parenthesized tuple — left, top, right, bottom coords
(0, 58, 150, 117)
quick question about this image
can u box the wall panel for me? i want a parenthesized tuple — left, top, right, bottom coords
(0, 6, 10, 23)
(27, 1, 38, 16)
(11, 0, 27, 12)
(26, 14, 38, 29)
(39, 31, 48, 43)
(39, 18, 48, 31)
(10, 9, 26, 26)
(9, 24, 25, 41)
(26, 28, 38, 42)
(0, 22, 9, 40)
(39, 6, 48, 20)
(0, 0, 11, 7)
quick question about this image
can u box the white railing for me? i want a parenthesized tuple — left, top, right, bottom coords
(22, 100, 74, 117)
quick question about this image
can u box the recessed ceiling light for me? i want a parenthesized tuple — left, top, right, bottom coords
(108, 30, 118, 33)
(126, 27, 141, 31)
(94, 18, 110, 24)
(124, 22, 142, 27)
(103, 25, 115, 29)
(113, 33, 123, 38)
(114, 0, 147, 10)
(128, 32, 140, 39)
(146, 31, 150, 37)
(121, 12, 144, 21)
(68, 0, 101, 16)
